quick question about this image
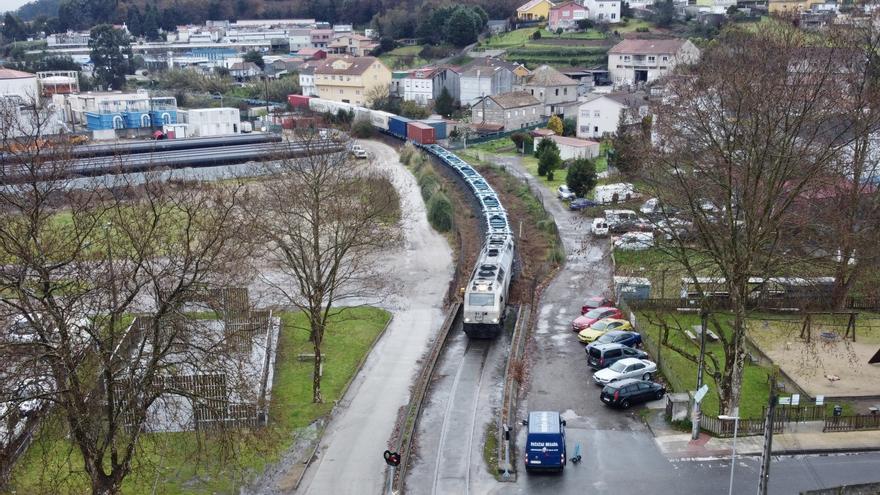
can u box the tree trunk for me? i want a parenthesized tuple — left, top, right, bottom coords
(312, 343, 323, 403)
(830, 256, 856, 310)
(89, 469, 122, 495)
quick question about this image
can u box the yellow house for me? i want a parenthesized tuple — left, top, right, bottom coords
(314, 56, 392, 106)
(768, 0, 813, 12)
(516, 0, 554, 20)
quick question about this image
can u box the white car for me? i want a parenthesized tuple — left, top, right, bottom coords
(613, 232, 654, 251)
(350, 144, 368, 159)
(557, 185, 576, 201)
(592, 218, 609, 237)
(593, 357, 657, 385)
(640, 198, 659, 216)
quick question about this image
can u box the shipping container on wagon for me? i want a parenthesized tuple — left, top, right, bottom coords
(407, 121, 436, 145)
(420, 120, 447, 140)
(288, 94, 311, 109)
(308, 97, 332, 114)
(369, 110, 394, 130)
(388, 115, 411, 138)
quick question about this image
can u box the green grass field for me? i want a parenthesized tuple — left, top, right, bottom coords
(482, 28, 539, 48)
(10, 307, 391, 494)
(379, 45, 429, 69)
(539, 29, 607, 40)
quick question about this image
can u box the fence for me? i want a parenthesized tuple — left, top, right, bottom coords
(823, 414, 880, 432)
(700, 415, 780, 437)
(626, 296, 872, 313)
(194, 402, 262, 430)
(624, 302, 688, 396)
(498, 304, 531, 479)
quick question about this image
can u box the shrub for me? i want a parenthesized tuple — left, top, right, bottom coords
(427, 191, 454, 232)
(410, 152, 426, 173)
(399, 142, 419, 165)
(351, 119, 375, 138)
(636, 26, 649, 32)
(566, 157, 598, 197)
(537, 146, 561, 176)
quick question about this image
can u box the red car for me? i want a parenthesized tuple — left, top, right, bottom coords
(581, 296, 616, 315)
(572, 307, 625, 332)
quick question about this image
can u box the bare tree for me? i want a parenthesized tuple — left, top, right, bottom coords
(0, 102, 252, 494)
(645, 24, 858, 414)
(244, 136, 400, 403)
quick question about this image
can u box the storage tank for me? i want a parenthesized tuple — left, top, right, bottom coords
(407, 121, 436, 145)
(288, 94, 311, 109)
(388, 115, 411, 138)
(420, 120, 447, 140)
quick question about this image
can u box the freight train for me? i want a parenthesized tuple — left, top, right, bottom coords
(290, 94, 515, 338)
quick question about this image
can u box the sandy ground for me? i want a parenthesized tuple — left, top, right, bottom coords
(751, 318, 880, 398)
(287, 140, 454, 495)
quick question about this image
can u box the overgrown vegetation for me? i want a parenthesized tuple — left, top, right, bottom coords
(400, 143, 454, 233)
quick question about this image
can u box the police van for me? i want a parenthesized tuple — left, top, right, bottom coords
(522, 411, 567, 472)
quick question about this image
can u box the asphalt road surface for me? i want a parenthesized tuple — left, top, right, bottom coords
(491, 154, 880, 495)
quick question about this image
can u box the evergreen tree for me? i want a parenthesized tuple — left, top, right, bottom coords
(445, 6, 479, 47)
(2, 13, 27, 42)
(434, 87, 454, 117)
(89, 24, 131, 90)
(566, 158, 598, 197)
(244, 50, 265, 69)
(537, 146, 561, 177)
(142, 5, 160, 41)
(534, 137, 558, 159)
(126, 6, 142, 37)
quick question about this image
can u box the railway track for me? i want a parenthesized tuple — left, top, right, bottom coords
(429, 332, 492, 495)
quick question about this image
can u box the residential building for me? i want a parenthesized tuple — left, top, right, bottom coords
(583, 0, 621, 22)
(471, 91, 543, 130)
(179, 107, 241, 136)
(229, 61, 262, 80)
(768, 0, 813, 12)
(487, 20, 510, 34)
(458, 58, 526, 106)
(402, 67, 439, 106)
(516, 0, 555, 20)
(310, 29, 334, 48)
(607, 38, 700, 85)
(391, 71, 407, 97)
(314, 56, 392, 106)
(433, 68, 460, 103)
(514, 64, 579, 116)
(549, 1, 590, 31)
(299, 61, 319, 96)
(575, 91, 648, 139)
(288, 28, 313, 51)
(0, 68, 54, 136)
(297, 47, 327, 60)
(0, 67, 39, 100)
(536, 134, 601, 160)
(327, 34, 378, 57)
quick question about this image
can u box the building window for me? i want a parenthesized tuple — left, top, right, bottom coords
(580, 125, 588, 133)
(339, 89, 343, 94)
(563, 88, 567, 95)
(611, 13, 616, 18)
(507, 111, 511, 118)
(648, 56, 656, 62)
(594, 126, 598, 133)
(662, 56, 669, 61)
(594, 110, 600, 117)
(623, 55, 630, 62)
(555, 88, 559, 96)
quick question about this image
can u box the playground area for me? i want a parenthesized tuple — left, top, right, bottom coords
(748, 312, 880, 398)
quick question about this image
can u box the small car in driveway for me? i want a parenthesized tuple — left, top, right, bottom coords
(557, 185, 576, 201)
(587, 330, 642, 349)
(586, 342, 648, 370)
(600, 378, 666, 408)
(523, 410, 567, 472)
(592, 218, 609, 237)
(350, 144, 368, 159)
(571, 307, 623, 332)
(613, 231, 654, 251)
(569, 198, 597, 211)
(577, 318, 632, 344)
(593, 358, 657, 386)
(580, 296, 615, 315)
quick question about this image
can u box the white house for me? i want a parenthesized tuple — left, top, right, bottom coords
(607, 38, 700, 85)
(576, 91, 648, 139)
(288, 28, 312, 51)
(583, 0, 621, 22)
(402, 67, 441, 106)
(535, 134, 601, 160)
(298, 62, 319, 96)
(458, 58, 523, 106)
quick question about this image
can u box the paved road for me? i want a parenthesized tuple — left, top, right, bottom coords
(294, 140, 454, 495)
(491, 154, 880, 495)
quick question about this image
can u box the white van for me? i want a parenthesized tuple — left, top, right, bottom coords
(592, 218, 609, 237)
(594, 183, 635, 204)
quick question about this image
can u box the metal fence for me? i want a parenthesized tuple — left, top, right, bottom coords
(627, 296, 880, 313)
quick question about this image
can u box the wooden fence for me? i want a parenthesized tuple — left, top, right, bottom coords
(823, 414, 880, 432)
(700, 415, 781, 437)
(194, 402, 262, 430)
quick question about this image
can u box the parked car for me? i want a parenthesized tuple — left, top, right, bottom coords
(586, 342, 648, 370)
(591, 218, 609, 237)
(577, 318, 632, 344)
(580, 296, 615, 315)
(350, 144, 368, 159)
(569, 198, 597, 211)
(557, 185, 576, 201)
(571, 307, 623, 332)
(654, 218, 693, 241)
(613, 232, 654, 251)
(604, 209, 639, 233)
(523, 410, 567, 472)
(592, 358, 657, 386)
(587, 330, 642, 348)
(640, 198, 660, 216)
(600, 378, 666, 408)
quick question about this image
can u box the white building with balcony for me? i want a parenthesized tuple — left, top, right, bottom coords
(607, 39, 700, 85)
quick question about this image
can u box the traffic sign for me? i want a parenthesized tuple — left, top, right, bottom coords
(694, 384, 709, 404)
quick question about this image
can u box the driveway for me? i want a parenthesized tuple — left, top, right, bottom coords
(290, 140, 454, 494)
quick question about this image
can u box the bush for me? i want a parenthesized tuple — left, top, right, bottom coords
(427, 191, 454, 232)
(410, 152, 426, 173)
(636, 26, 649, 32)
(566, 157, 598, 197)
(351, 120, 375, 138)
(532, 30, 542, 40)
(399, 142, 419, 165)
(417, 169, 440, 201)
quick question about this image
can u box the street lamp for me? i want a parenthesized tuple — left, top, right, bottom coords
(718, 410, 740, 495)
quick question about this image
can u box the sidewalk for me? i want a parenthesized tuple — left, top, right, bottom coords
(645, 409, 880, 459)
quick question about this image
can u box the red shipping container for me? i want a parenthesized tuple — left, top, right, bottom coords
(288, 94, 311, 109)
(407, 121, 435, 145)
(282, 118, 295, 129)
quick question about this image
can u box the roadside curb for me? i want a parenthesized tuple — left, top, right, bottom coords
(290, 312, 395, 492)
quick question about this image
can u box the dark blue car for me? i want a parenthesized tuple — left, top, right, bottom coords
(588, 330, 642, 348)
(569, 198, 597, 211)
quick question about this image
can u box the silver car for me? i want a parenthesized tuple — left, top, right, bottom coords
(592, 357, 657, 385)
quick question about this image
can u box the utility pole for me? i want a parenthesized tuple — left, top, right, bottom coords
(757, 372, 778, 495)
(692, 308, 709, 440)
